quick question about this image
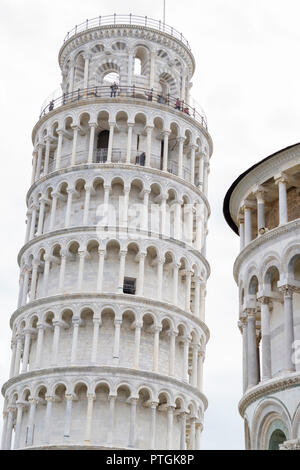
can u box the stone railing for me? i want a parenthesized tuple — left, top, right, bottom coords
(63, 14, 191, 50)
(39, 85, 208, 130)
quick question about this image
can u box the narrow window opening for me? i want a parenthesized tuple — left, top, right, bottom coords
(96, 130, 109, 163)
(123, 277, 136, 295)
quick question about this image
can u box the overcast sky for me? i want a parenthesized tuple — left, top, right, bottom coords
(0, 0, 299, 450)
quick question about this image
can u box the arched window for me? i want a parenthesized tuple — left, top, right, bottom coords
(134, 46, 149, 76)
(134, 57, 142, 75)
(268, 430, 286, 450)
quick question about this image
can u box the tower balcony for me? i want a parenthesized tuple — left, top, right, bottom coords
(63, 14, 192, 51)
(39, 85, 208, 131)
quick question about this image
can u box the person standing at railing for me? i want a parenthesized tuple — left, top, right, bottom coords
(49, 100, 54, 112)
(175, 98, 181, 110)
(146, 89, 153, 102)
(110, 82, 118, 98)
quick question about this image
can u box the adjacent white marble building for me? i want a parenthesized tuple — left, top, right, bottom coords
(224, 144, 300, 450)
(1, 14, 212, 450)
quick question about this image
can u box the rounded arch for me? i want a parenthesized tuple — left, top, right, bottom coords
(252, 398, 292, 450)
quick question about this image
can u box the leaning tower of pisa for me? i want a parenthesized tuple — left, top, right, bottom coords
(1, 14, 213, 450)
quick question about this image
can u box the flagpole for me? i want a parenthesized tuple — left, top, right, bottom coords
(163, 0, 166, 26)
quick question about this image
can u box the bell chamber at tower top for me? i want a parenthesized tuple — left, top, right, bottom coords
(38, 14, 208, 130)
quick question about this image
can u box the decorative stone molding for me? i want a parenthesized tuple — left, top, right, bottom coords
(239, 373, 300, 417)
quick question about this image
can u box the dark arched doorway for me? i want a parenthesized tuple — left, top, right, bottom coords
(96, 130, 109, 163)
(268, 430, 286, 450)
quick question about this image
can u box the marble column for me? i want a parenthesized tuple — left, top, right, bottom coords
(14, 402, 25, 449)
(71, 126, 79, 165)
(137, 253, 146, 296)
(91, 318, 101, 363)
(22, 267, 30, 306)
(37, 198, 46, 236)
(143, 190, 150, 232)
(240, 319, 248, 393)
(44, 137, 51, 175)
(167, 406, 174, 450)
(275, 175, 288, 225)
(146, 126, 153, 167)
(191, 344, 198, 387)
(133, 322, 142, 369)
(65, 188, 75, 228)
(64, 395, 73, 439)
(44, 396, 54, 444)
(180, 412, 187, 450)
(118, 251, 127, 293)
(185, 271, 192, 312)
(126, 123, 134, 164)
(113, 319, 122, 364)
(169, 330, 177, 377)
(55, 130, 64, 170)
(173, 264, 180, 306)
(49, 193, 58, 230)
(281, 286, 296, 372)
(163, 131, 170, 172)
(239, 216, 245, 251)
(258, 298, 272, 380)
(42, 255, 50, 297)
(190, 417, 196, 450)
(190, 145, 197, 185)
(71, 317, 81, 364)
(128, 398, 138, 448)
(256, 190, 266, 234)
(178, 137, 185, 178)
(84, 394, 95, 444)
(182, 337, 190, 383)
(9, 339, 17, 379)
(107, 395, 116, 446)
(88, 123, 97, 164)
(244, 205, 252, 245)
(35, 323, 45, 369)
(153, 327, 161, 372)
(247, 311, 259, 387)
(157, 257, 164, 300)
(197, 349, 205, 393)
(97, 249, 105, 292)
(14, 335, 23, 376)
(35, 144, 43, 181)
(31, 151, 38, 185)
(5, 407, 15, 450)
(27, 399, 37, 446)
(107, 123, 115, 163)
(77, 250, 86, 290)
(21, 329, 33, 373)
(150, 402, 158, 449)
(29, 204, 38, 240)
(29, 259, 39, 302)
(59, 249, 67, 292)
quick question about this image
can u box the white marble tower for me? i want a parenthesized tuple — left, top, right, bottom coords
(1, 14, 212, 450)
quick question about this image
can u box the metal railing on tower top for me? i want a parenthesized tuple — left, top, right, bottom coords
(39, 85, 208, 130)
(63, 14, 191, 50)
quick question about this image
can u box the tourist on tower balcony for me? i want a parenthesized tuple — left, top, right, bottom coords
(175, 98, 181, 110)
(49, 100, 54, 112)
(110, 82, 118, 98)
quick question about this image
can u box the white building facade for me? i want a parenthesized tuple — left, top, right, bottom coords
(1, 15, 212, 450)
(224, 144, 300, 450)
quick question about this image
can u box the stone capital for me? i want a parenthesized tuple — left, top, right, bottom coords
(274, 173, 289, 185)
